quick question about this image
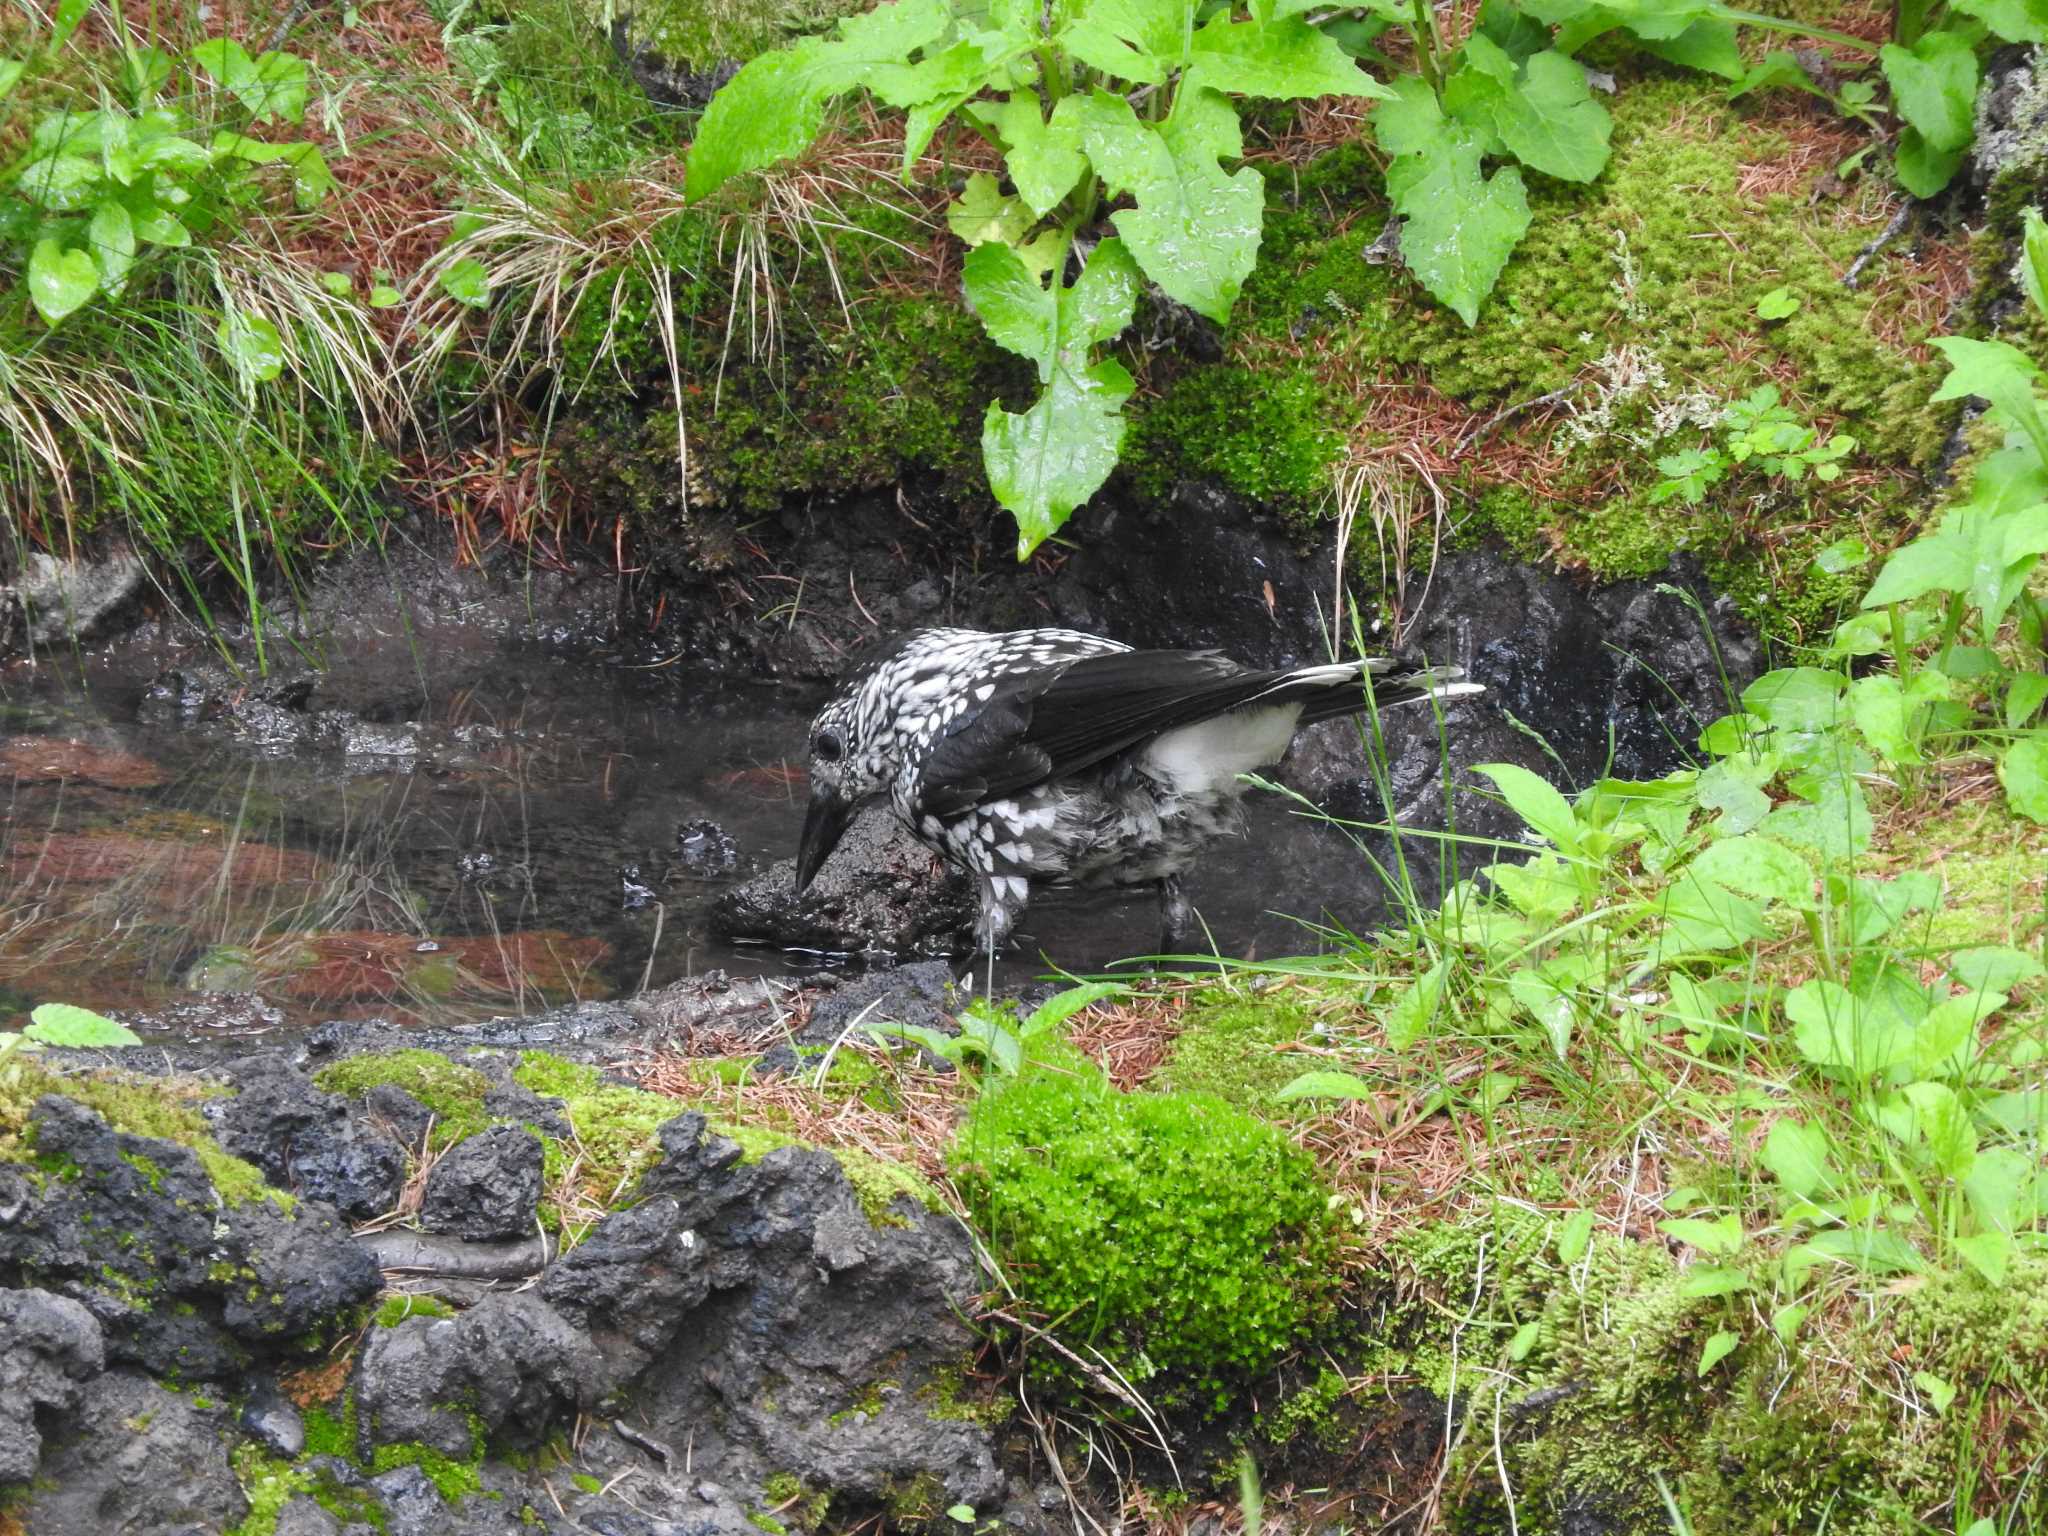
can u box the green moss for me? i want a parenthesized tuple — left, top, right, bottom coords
(1123, 364, 1342, 516)
(1154, 991, 1318, 1108)
(374, 1294, 456, 1328)
(1261, 1367, 1352, 1456)
(313, 1051, 493, 1147)
(883, 1471, 944, 1525)
(756, 1472, 829, 1530)
(0, 1064, 292, 1211)
(370, 1441, 483, 1505)
(570, 1473, 602, 1495)
(954, 1046, 1337, 1412)
(226, 1449, 310, 1536)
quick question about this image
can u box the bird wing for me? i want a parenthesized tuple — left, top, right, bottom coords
(911, 649, 1319, 818)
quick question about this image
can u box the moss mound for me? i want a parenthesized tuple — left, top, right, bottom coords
(953, 1048, 1337, 1411)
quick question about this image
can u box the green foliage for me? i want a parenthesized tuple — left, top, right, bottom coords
(0, 1003, 143, 1066)
(685, 0, 1387, 553)
(1, 7, 332, 330)
(375, 1294, 456, 1328)
(1649, 385, 1855, 506)
(953, 1046, 1336, 1410)
(869, 982, 1124, 1076)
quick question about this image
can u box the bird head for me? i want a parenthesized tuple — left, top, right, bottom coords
(796, 693, 887, 894)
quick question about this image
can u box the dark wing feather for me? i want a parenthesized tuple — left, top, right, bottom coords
(913, 649, 1303, 818)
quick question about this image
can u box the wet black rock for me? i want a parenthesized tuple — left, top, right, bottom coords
(711, 805, 976, 956)
(275, 1496, 347, 1536)
(19, 1370, 247, 1534)
(0, 1287, 105, 1482)
(213, 1055, 407, 1220)
(0, 548, 147, 652)
(0, 1092, 380, 1379)
(240, 1378, 308, 1457)
(419, 1125, 544, 1241)
(795, 959, 959, 1050)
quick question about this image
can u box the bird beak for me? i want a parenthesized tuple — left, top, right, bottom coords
(795, 788, 854, 895)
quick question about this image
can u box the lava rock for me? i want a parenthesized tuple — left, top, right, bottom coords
(0, 1092, 379, 1379)
(213, 1055, 407, 1220)
(796, 959, 959, 1050)
(0, 1287, 105, 1482)
(419, 1125, 544, 1241)
(19, 1370, 247, 1534)
(711, 805, 975, 956)
(239, 1378, 307, 1457)
(0, 548, 146, 651)
(274, 1498, 346, 1536)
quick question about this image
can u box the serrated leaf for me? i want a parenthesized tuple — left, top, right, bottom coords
(216, 308, 286, 384)
(1184, 9, 1389, 99)
(1636, 16, 1742, 78)
(684, 0, 951, 201)
(1066, 88, 1261, 323)
(1387, 129, 1530, 326)
(1059, 0, 1192, 81)
(27, 237, 98, 324)
(1474, 762, 1578, 850)
(1956, 0, 2048, 42)
(1453, 40, 1611, 183)
(968, 90, 1087, 217)
(27, 1002, 142, 1047)
(970, 238, 1141, 556)
(947, 170, 1036, 247)
(1686, 833, 1811, 907)
(1881, 31, 1979, 153)
(1696, 1329, 1739, 1376)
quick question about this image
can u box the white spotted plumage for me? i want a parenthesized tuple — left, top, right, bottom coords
(798, 626, 1480, 954)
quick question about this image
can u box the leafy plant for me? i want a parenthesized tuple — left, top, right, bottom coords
(870, 981, 1123, 1076)
(1, 9, 334, 330)
(1649, 385, 1856, 507)
(684, 0, 1390, 555)
(0, 1003, 144, 1070)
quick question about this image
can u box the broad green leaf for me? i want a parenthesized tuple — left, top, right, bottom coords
(438, 256, 491, 307)
(1956, 0, 2048, 40)
(684, 0, 951, 201)
(1912, 1370, 1956, 1414)
(1902, 1081, 1977, 1179)
(1635, 17, 1742, 78)
(1953, 1230, 2010, 1287)
(1999, 733, 2048, 823)
(1914, 986, 1996, 1077)
(1505, 1319, 1540, 1361)
(369, 281, 402, 307)
(133, 203, 190, 246)
(1948, 945, 2046, 993)
(27, 1002, 141, 1047)
(1895, 126, 1965, 198)
(1273, 1069, 1377, 1102)
(1789, 1225, 1927, 1277)
(1696, 756, 1771, 836)
(1556, 1209, 1594, 1263)
(1022, 981, 1124, 1037)
(1848, 670, 1951, 765)
(87, 198, 135, 294)
(1813, 535, 1869, 573)
(1651, 878, 1772, 957)
(1453, 39, 1611, 183)
(217, 309, 286, 384)
(0, 60, 24, 100)
(1785, 977, 1915, 1075)
(1384, 112, 1530, 323)
(1740, 667, 1847, 733)
(1930, 335, 2048, 462)
(1771, 1303, 1807, 1344)
(1483, 853, 1579, 922)
(1658, 1212, 1743, 1257)
(1680, 1264, 1750, 1298)
(947, 170, 1036, 247)
(1184, 9, 1389, 99)
(27, 237, 98, 324)
(1762, 1118, 1833, 1200)
(320, 271, 353, 297)
(1508, 963, 1579, 1059)
(190, 36, 259, 92)
(242, 50, 309, 123)
(1066, 88, 1261, 323)
(973, 238, 1142, 555)
(1686, 834, 1811, 907)
(1474, 762, 1578, 850)
(1696, 1329, 1739, 1376)
(1060, 0, 1194, 83)
(967, 91, 1086, 217)
(1755, 285, 1799, 320)
(120, 45, 174, 103)
(1881, 31, 1979, 153)
(1763, 773, 1871, 860)
(16, 153, 102, 210)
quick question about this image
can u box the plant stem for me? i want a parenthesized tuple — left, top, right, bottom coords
(1710, 5, 1883, 54)
(1409, 0, 1444, 99)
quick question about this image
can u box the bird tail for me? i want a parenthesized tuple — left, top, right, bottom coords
(1282, 657, 1484, 726)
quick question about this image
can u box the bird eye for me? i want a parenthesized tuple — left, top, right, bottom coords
(813, 730, 844, 763)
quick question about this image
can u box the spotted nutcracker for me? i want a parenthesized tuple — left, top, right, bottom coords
(795, 627, 1481, 958)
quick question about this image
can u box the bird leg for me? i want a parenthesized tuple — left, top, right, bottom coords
(963, 878, 1022, 1001)
(1158, 874, 1194, 957)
